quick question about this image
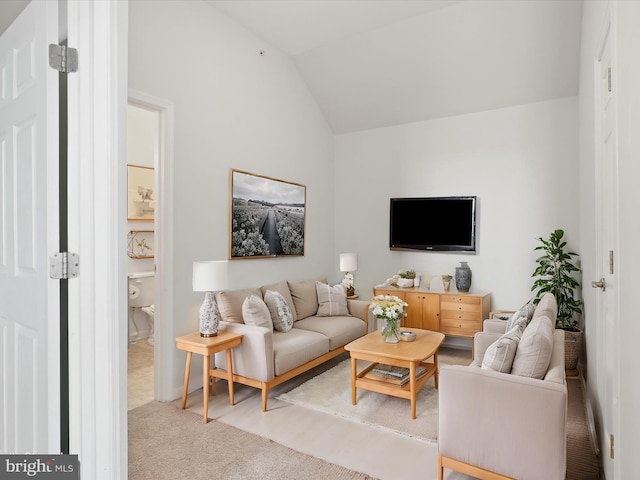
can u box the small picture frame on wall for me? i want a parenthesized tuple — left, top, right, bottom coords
(127, 230, 154, 259)
(127, 164, 154, 221)
(230, 169, 306, 259)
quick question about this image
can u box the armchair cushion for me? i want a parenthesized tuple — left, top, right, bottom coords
(511, 314, 554, 379)
(481, 324, 524, 373)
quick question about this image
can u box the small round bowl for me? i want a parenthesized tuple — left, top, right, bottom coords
(400, 331, 416, 342)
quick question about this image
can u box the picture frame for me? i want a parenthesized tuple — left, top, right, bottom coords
(127, 164, 155, 221)
(229, 169, 306, 259)
(127, 230, 154, 259)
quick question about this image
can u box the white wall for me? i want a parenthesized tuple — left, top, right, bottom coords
(128, 0, 335, 398)
(334, 97, 579, 313)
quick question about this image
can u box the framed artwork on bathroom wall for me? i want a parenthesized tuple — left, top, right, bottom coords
(127, 164, 155, 221)
(128, 230, 154, 258)
(229, 169, 306, 259)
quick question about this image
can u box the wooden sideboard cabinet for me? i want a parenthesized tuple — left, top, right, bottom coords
(373, 286, 491, 341)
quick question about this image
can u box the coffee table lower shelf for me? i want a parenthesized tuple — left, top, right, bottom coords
(351, 359, 437, 419)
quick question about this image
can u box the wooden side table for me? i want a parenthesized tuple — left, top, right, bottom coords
(176, 331, 243, 423)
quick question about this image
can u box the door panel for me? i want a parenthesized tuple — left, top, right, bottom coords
(0, 0, 59, 454)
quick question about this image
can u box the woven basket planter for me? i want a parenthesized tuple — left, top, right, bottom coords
(563, 329, 583, 376)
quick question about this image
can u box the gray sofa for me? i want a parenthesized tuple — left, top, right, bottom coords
(213, 279, 369, 411)
(438, 293, 567, 480)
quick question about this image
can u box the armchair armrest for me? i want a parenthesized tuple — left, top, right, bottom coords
(439, 365, 567, 480)
(215, 321, 274, 382)
(472, 332, 501, 365)
(483, 318, 508, 334)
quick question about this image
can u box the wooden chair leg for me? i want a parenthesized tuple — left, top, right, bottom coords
(261, 384, 269, 412)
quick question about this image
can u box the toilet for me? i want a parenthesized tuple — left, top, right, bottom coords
(128, 272, 155, 345)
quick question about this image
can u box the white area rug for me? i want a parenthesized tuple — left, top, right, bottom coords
(277, 359, 439, 443)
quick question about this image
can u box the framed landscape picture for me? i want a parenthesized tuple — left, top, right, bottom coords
(230, 169, 306, 259)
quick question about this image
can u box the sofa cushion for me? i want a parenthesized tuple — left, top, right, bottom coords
(511, 314, 554, 379)
(287, 279, 319, 320)
(272, 328, 329, 376)
(264, 290, 294, 333)
(481, 324, 524, 373)
(215, 288, 262, 324)
(316, 282, 350, 317)
(261, 280, 297, 320)
(294, 316, 366, 350)
(242, 294, 273, 330)
(505, 301, 536, 331)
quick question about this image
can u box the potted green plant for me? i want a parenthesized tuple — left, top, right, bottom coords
(531, 229, 583, 375)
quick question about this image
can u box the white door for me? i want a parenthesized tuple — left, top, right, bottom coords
(594, 21, 620, 480)
(0, 1, 60, 454)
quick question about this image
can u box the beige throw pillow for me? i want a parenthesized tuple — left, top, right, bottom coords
(264, 290, 294, 332)
(287, 280, 319, 320)
(215, 288, 262, 324)
(315, 282, 350, 317)
(511, 315, 554, 379)
(481, 324, 524, 373)
(242, 294, 273, 330)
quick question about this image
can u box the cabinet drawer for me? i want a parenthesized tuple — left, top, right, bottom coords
(441, 301, 481, 315)
(442, 295, 481, 306)
(441, 309, 481, 321)
(440, 318, 482, 337)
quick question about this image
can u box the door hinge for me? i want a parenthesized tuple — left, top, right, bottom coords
(608, 67, 612, 92)
(50, 252, 80, 280)
(48, 44, 78, 73)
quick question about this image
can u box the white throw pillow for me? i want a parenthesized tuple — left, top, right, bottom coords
(264, 290, 294, 332)
(315, 281, 350, 317)
(481, 324, 524, 373)
(242, 294, 273, 330)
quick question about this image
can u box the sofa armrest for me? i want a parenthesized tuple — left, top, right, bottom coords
(439, 365, 567, 480)
(347, 298, 370, 331)
(214, 321, 274, 382)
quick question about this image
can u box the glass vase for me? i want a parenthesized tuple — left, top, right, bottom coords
(382, 318, 400, 343)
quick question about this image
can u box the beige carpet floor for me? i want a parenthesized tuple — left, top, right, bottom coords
(128, 400, 377, 480)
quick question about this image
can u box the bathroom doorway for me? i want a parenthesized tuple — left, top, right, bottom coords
(127, 102, 159, 409)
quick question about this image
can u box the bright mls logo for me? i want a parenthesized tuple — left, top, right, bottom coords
(1, 455, 79, 479)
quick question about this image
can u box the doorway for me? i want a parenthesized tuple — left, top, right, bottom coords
(126, 102, 159, 409)
(127, 90, 174, 405)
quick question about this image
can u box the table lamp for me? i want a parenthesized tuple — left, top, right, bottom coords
(193, 260, 229, 337)
(339, 253, 358, 297)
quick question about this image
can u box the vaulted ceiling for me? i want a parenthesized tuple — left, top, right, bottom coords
(208, 0, 583, 134)
(1, 1, 584, 135)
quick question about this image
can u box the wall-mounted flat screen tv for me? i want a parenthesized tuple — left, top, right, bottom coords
(389, 196, 477, 252)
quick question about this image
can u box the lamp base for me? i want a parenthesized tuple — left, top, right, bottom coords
(199, 292, 220, 337)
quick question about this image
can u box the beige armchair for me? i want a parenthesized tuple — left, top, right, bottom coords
(438, 294, 567, 480)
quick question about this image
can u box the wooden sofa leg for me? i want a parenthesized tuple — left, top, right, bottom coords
(261, 384, 269, 412)
(438, 454, 444, 480)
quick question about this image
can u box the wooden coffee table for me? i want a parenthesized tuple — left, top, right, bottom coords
(344, 328, 445, 419)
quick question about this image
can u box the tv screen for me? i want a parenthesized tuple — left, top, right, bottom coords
(389, 196, 477, 252)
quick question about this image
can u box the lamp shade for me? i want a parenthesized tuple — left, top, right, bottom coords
(192, 260, 229, 292)
(339, 253, 357, 272)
